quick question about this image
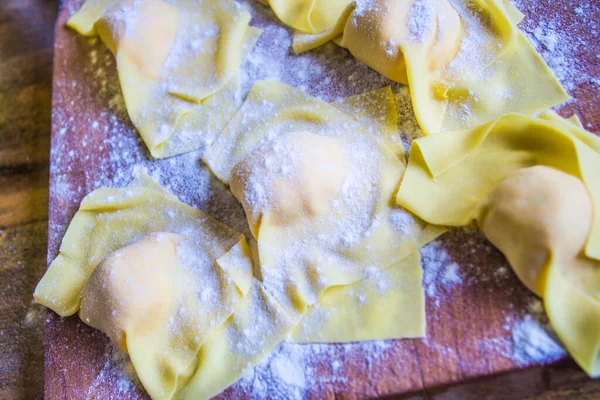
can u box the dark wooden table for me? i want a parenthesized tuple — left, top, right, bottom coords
(0, 0, 599, 399)
(0, 0, 56, 398)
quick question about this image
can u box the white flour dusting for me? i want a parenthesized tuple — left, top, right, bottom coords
(269, 351, 306, 389)
(509, 298, 566, 364)
(389, 208, 417, 233)
(45, 0, 594, 397)
(421, 241, 463, 305)
(408, 0, 436, 43)
(236, 340, 392, 399)
(422, 296, 566, 367)
(442, 263, 462, 286)
(526, 20, 588, 91)
(442, 0, 503, 124)
(23, 304, 45, 327)
(512, 315, 566, 364)
(86, 343, 141, 400)
(513, 0, 599, 92)
(446, 0, 500, 78)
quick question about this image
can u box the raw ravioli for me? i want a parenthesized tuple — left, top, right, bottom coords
(396, 111, 600, 377)
(257, 0, 352, 33)
(203, 81, 444, 329)
(478, 165, 600, 376)
(34, 167, 438, 399)
(78, 232, 188, 353)
(67, 0, 261, 158)
(34, 173, 293, 399)
(293, 0, 568, 134)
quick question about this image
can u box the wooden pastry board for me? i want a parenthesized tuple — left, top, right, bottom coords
(45, 0, 600, 398)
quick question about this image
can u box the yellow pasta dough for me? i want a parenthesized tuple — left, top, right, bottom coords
(203, 81, 444, 325)
(293, 252, 429, 342)
(68, 0, 262, 158)
(257, 0, 352, 33)
(479, 166, 600, 376)
(293, 0, 568, 134)
(230, 131, 349, 236)
(181, 280, 295, 399)
(33, 173, 296, 399)
(35, 167, 442, 399)
(35, 82, 445, 397)
(544, 256, 600, 378)
(79, 232, 185, 353)
(479, 166, 593, 297)
(396, 112, 600, 377)
(332, 0, 464, 85)
(397, 111, 600, 257)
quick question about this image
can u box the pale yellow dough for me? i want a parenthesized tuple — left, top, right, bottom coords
(230, 131, 349, 235)
(396, 112, 600, 377)
(35, 166, 441, 399)
(479, 165, 600, 377)
(258, 0, 352, 33)
(79, 232, 185, 353)
(34, 173, 294, 400)
(293, 252, 427, 342)
(479, 166, 593, 297)
(67, 0, 262, 158)
(293, 0, 568, 134)
(204, 80, 444, 326)
(338, 0, 464, 85)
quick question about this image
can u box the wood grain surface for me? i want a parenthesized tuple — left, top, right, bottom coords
(0, 0, 599, 399)
(0, 0, 57, 399)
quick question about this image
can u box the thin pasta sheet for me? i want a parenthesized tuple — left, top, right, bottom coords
(293, 252, 431, 343)
(203, 81, 444, 328)
(396, 112, 600, 376)
(257, 0, 352, 33)
(68, 0, 262, 158)
(293, 0, 568, 134)
(34, 173, 294, 399)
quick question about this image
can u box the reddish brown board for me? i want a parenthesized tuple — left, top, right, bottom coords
(45, 0, 600, 399)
